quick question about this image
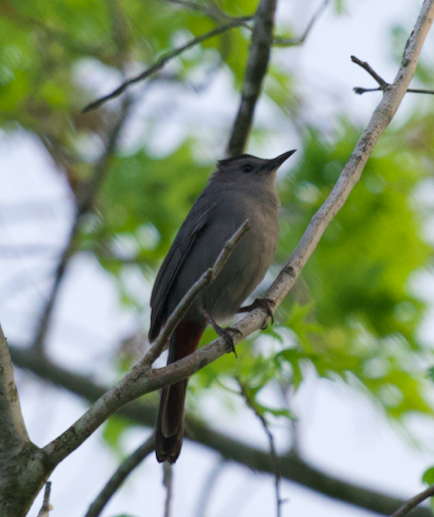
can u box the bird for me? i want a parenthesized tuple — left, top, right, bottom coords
(149, 150, 296, 463)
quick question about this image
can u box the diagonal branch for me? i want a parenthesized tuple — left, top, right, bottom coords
(264, 0, 434, 313)
(31, 99, 132, 354)
(84, 435, 155, 517)
(82, 18, 253, 114)
(226, 0, 278, 156)
(10, 346, 432, 517)
(273, 0, 329, 46)
(41, 221, 250, 465)
(238, 381, 285, 517)
(8, 344, 432, 517)
(351, 55, 389, 89)
(143, 219, 251, 367)
(390, 484, 434, 517)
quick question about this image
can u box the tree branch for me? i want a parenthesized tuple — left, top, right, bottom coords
(351, 55, 389, 88)
(40, 221, 250, 465)
(390, 484, 434, 517)
(81, 18, 252, 114)
(265, 0, 434, 314)
(163, 462, 173, 517)
(238, 381, 285, 517)
(8, 344, 432, 517)
(0, 324, 29, 456)
(84, 435, 155, 517)
(36, 482, 52, 517)
(352, 55, 434, 95)
(273, 0, 329, 46)
(143, 219, 251, 367)
(163, 0, 252, 24)
(31, 99, 131, 354)
(226, 0, 278, 156)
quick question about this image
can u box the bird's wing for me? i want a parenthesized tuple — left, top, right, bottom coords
(149, 196, 215, 341)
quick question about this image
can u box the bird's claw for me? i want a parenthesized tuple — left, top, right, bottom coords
(238, 298, 275, 328)
(219, 326, 242, 357)
(202, 309, 242, 357)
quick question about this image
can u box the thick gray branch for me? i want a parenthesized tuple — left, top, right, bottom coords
(8, 345, 432, 517)
(0, 327, 43, 517)
(0, 325, 29, 453)
(226, 0, 278, 156)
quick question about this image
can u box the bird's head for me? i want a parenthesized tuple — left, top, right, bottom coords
(213, 150, 296, 186)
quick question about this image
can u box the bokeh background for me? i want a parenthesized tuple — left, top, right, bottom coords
(2, 0, 434, 515)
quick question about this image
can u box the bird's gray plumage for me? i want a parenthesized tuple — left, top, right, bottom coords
(150, 150, 295, 463)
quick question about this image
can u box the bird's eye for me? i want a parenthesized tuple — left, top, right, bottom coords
(241, 163, 254, 172)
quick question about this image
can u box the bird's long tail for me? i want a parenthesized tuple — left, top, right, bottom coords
(155, 321, 204, 464)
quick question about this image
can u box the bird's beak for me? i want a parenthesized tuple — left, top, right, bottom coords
(262, 150, 296, 172)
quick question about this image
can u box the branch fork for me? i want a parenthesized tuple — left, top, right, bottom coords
(352, 54, 434, 96)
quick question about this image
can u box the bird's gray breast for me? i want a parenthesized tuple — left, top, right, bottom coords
(170, 185, 279, 323)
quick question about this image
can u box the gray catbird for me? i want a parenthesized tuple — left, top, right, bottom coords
(149, 150, 295, 463)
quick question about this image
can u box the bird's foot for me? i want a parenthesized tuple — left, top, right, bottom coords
(202, 309, 242, 357)
(238, 298, 275, 328)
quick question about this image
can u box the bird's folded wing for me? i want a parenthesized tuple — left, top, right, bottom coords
(149, 198, 215, 341)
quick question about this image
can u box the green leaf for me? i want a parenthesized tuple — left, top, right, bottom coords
(422, 466, 434, 486)
(102, 416, 131, 456)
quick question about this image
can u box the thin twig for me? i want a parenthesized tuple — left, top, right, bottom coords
(390, 484, 434, 517)
(163, 462, 173, 517)
(31, 99, 132, 354)
(142, 219, 251, 367)
(404, 88, 434, 94)
(164, 0, 252, 23)
(37, 481, 52, 517)
(239, 381, 285, 517)
(194, 459, 226, 517)
(351, 55, 389, 88)
(352, 54, 434, 96)
(355, 86, 434, 95)
(82, 18, 252, 113)
(85, 435, 155, 517)
(273, 0, 329, 46)
(227, 0, 278, 156)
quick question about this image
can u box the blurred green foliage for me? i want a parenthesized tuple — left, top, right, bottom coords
(1, 0, 434, 451)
